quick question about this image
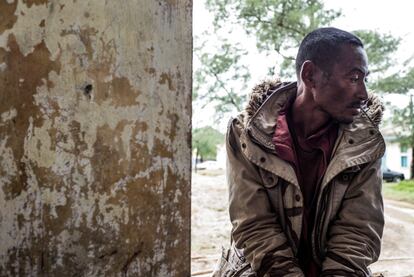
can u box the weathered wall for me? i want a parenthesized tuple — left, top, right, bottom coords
(0, 0, 192, 276)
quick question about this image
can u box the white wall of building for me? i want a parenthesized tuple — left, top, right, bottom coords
(216, 144, 226, 169)
(382, 142, 412, 179)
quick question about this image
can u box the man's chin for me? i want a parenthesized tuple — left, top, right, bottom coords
(335, 115, 355, 124)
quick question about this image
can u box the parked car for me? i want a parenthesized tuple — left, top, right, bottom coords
(382, 168, 405, 182)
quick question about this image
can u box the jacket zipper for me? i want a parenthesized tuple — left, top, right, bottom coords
(319, 185, 331, 257)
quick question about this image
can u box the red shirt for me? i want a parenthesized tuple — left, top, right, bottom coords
(272, 98, 338, 276)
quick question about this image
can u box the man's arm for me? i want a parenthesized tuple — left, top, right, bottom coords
(226, 118, 304, 277)
(321, 159, 384, 276)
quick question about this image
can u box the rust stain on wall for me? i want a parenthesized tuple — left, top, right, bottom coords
(0, 1, 18, 34)
(159, 72, 175, 91)
(145, 67, 156, 76)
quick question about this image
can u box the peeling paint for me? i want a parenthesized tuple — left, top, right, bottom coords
(25, 118, 56, 168)
(0, 108, 17, 123)
(0, 136, 18, 178)
(0, 0, 191, 276)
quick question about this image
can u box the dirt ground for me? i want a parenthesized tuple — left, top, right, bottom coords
(191, 171, 414, 277)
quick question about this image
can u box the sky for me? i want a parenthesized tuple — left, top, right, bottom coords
(193, 1, 414, 131)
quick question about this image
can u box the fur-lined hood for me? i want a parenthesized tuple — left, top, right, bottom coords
(241, 79, 384, 130)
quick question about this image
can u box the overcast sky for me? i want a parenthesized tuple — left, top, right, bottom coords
(325, 0, 414, 61)
(193, 1, 414, 131)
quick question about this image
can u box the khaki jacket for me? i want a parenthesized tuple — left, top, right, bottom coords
(226, 81, 385, 277)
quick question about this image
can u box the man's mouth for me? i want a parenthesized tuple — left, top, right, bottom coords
(348, 103, 362, 115)
(349, 102, 362, 108)
(348, 100, 367, 110)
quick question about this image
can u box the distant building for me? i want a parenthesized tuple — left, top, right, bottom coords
(216, 144, 226, 169)
(381, 126, 412, 179)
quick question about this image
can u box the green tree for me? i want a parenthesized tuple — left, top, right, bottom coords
(194, 40, 249, 116)
(192, 126, 225, 165)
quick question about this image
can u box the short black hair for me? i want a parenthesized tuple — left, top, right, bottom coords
(295, 27, 363, 76)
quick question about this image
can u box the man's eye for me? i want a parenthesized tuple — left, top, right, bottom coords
(350, 75, 360, 83)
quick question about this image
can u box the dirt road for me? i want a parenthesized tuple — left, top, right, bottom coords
(191, 172, 414, 277)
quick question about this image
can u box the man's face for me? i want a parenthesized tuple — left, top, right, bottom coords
(312, 44, 369, 124)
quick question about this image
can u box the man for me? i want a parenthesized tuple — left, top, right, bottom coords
(218, 28, 385, 276)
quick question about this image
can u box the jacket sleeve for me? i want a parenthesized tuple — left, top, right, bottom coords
(226, 118, 304, 277)
(321, 159, 384, 277)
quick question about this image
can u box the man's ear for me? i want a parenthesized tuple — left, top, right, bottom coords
(299, 60, 316, 88)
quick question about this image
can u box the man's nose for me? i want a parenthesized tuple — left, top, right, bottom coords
(358, 82, 368, 101)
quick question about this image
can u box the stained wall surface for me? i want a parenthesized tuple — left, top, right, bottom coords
(0, 0, 192, 276)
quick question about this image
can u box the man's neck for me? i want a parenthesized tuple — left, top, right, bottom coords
(292, 86, 331, 139)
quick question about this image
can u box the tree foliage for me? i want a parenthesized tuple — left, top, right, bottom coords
(207, 0, 340, 66)
(371, 66, 414, 94)
(194, 41, 249, 115)
(192, 126, 225, 162)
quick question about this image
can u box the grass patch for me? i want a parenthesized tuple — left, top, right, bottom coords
(383, 180, 414, 204)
